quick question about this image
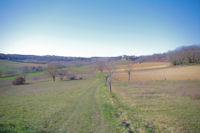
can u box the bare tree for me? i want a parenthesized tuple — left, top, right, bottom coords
(104, 62, 115, 94)
(168, 46, 200, 65)
(104, 73, 109, 86)
(97, 62, 105, 73)
(21, 66, 29, 80)
(96, 61, 109, 86)
(127, 60, 132, 81)
(46, 63, 59, 82)
(97, 61, 109, 86)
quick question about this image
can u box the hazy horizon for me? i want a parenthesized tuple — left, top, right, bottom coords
(1, 0, 200, 57)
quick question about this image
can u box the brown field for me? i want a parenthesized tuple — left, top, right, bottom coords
(116, 62, 172, 71)
(114, 65, 200, 81)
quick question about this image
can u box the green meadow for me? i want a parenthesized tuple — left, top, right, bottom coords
(0, 69, 200, 132)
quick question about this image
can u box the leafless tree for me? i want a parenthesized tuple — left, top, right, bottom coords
(46, 63, 59, 82)
(168, 46, 200, 65)
(104, 73, 109, 86)
(104, 62, 115, 94)
(96, 61, 109, 86)
(21, 66, 29, 80)
(127, 60, 133, 81)
(97, 62, 105, 73)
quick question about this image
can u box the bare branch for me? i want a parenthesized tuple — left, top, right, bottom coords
(46, 62, 59, 82)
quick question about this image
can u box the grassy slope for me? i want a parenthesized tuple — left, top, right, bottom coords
(114, 65, 200, 81)
(0, 78, 99, 132)
(113, 80, 200, 133)
(0, 70, 200, 132)
(0, 60, 45, 72)
(0, 73, 124, 132)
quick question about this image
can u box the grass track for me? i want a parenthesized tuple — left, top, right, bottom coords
(0, 73, 200, 132)
(0, 75, 123, 132)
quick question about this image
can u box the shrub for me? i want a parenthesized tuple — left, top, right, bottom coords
(12, 76, 25, 85)
(69, 75, 76, 80)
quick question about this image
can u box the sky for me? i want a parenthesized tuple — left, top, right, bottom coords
(0, 0, 200, 57)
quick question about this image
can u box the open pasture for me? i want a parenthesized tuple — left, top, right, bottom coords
(116, 62, 172, 71)
(0, 60, 46, 77)
(0, 77, 108, 132)
(113, 80, 200, 132)
(114, 65, 200, 81)
(0, 62, 200, 132)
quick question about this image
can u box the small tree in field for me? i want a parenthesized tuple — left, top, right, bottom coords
(127, 60, 133, 81)
(96, 61, 108, 86)
(97, 62, 105, 73)
(104, 74, 109, 86)
(46, 63, 59, 82)
(97, 62, 109, 86)
(104, 62, 115, 94)
(21, 66, 29, 80)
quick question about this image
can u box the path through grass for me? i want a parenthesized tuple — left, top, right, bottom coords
(0, 73, 199, 132)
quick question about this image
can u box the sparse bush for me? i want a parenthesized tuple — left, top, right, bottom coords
(21, 66, 29, 80)
(66, 73, 77, 80)
(46, 63, 59, 82)
(32, 66, 43, 72)
(58, 70, 67, 80)
(12, 76, 25, 85)
(69, 75, 76, 80)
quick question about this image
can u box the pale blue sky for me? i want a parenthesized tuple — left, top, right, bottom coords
(0, 0, 200, 57)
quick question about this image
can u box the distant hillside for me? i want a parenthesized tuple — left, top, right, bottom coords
(0, 45, 199, 64)
(0, 54, 123, 64)
(0, 54, 91, 63)
(136, 45, 200, 64)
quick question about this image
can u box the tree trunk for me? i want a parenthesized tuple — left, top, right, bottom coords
(23, 75, 26, 80)
(109, 79, 112, 94)
(53, 75, 55, 82)
(105, 76, 108, 86)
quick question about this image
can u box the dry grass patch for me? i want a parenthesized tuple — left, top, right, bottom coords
(114, 65, 200, 81)
(116, 62, 171, 71)
(113, 80, 200, 132)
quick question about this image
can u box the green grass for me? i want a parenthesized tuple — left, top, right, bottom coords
(0, 71, 44, 80)
(0, 71, 199, 132)
(0, 60, 46, 78)
(0, 78, 97, 132)
(0, 73, 126, 132)
(113, 80, 200, 133)
(0, 60, 19, 73)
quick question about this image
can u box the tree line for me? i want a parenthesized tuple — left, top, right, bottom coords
(167, 45, 200, 65)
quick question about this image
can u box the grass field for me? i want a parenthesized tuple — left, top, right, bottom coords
(114, 64, 200, 81)
(0, 60, 46, 77)
(113, 80, 200, 133)
(0, 62, 200, 132)
(0, 73, 134, 132)
(116, 62, 172, 71)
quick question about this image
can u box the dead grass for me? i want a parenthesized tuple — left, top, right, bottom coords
(114, 65, 200, 81)
(113, 80, 200, 132)
(116, 62, 171, 71)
